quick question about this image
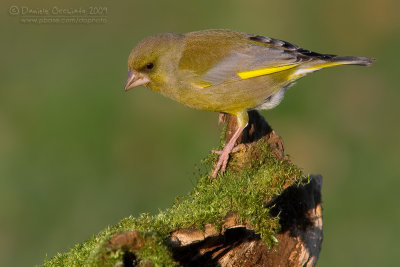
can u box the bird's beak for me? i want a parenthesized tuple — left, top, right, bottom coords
(124, 70, 150, 91)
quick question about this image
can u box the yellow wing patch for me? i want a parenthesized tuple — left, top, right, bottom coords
(237, 64, 298, 79)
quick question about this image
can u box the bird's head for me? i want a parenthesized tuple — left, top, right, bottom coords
(124, 33, 183, 92)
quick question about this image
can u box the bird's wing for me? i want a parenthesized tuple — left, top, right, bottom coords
(178, 30, 334, 88)
(200, 46, 299, 85)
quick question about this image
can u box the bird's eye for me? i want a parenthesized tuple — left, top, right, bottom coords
(146, 63, 154, 70)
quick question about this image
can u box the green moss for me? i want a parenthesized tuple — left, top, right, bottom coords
(42, 137, 303, 266)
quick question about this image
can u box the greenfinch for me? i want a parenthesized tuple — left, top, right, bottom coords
(124, 29, 373, 178)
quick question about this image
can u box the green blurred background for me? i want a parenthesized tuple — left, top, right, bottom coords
(1, 0, 399, 266)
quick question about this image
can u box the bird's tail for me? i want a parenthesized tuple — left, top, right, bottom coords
(289, 55, 374, 80)
(312, 56, 375, 69)
(330, 56, 375, 66)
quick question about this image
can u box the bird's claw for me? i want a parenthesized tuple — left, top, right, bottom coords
(211, 148, 231, 178)
(211, 145, 242, 178)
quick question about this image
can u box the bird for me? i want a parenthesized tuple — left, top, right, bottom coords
(124, 29, 373, 178)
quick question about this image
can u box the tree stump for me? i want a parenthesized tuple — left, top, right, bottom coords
(43, 111, 323, 267)
(109, 111, 323, 267)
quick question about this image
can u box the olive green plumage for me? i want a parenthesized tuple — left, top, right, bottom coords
(126, 29, 373, 126)
(125, 29, 373, 177)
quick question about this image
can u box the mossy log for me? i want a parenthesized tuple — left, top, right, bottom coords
(43, 111, 323, 267)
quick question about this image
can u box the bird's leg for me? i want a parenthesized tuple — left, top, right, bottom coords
(211, 125, 245, 178)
